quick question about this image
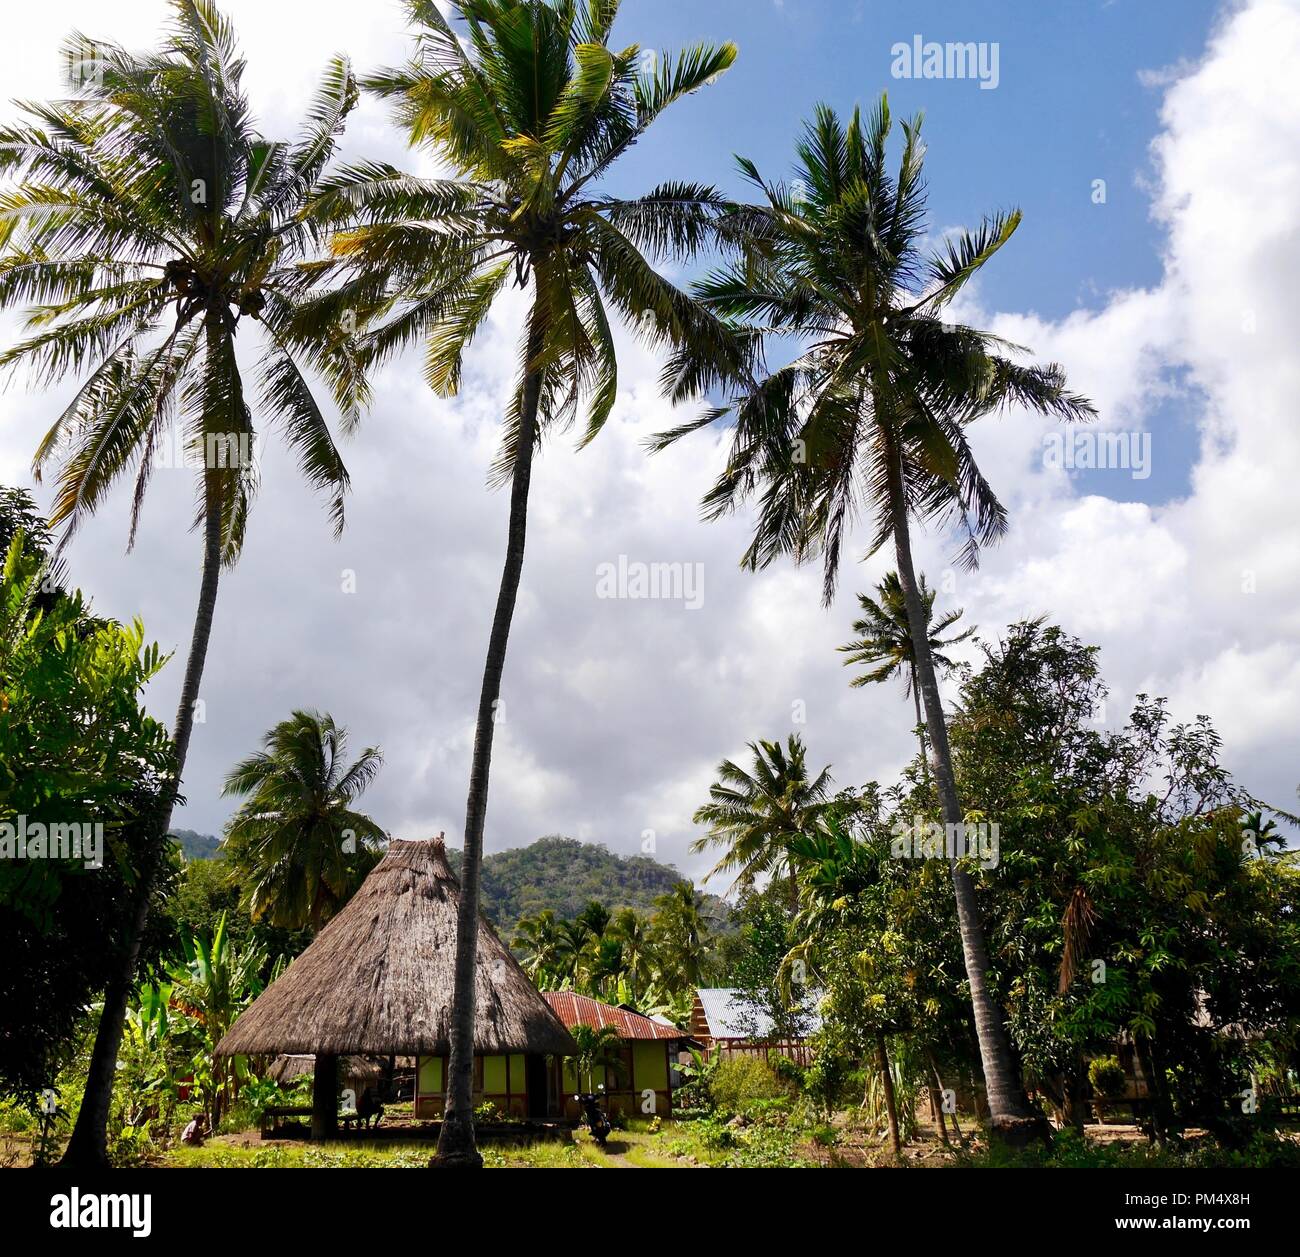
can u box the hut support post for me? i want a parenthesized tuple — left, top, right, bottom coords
(312, 1054, 338, 1140)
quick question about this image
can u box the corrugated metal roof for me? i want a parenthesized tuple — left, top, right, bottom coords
(542, 991, 684, 1040)
(694, 988, 821, 1040)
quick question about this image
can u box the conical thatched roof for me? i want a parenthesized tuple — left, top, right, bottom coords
(216, 838, 576, 1057)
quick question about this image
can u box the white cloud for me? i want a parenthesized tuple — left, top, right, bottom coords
(1, 0, 1297, 894)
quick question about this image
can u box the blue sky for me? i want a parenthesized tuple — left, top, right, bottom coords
(603, 0, 1223, 508)
(609, 1, 1217, 314)
(1, 1, 1297, 870)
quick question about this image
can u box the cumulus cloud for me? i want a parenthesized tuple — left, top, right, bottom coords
(0, 0, 1296, 892)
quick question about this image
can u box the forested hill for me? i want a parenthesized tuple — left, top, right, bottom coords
(171, 828, 718, 927)
(170, 829, 222, 860)
(447, 835, 710, 926)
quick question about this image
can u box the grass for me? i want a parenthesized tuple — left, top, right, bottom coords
(157, 1117, 809, 1168)
(46, 1104, 1298, 1170)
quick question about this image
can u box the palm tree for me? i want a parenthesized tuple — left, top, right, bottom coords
(692, 734, 832, 911)
(649, 882, 714, 991)
(512, 909, 563, 986)
(587, 934, 626, 999)
(221, 710, 387, 931)
(554, 917, 593, 992)
(609, 908, 653, 1004)
(575, 899, 612, 939)
(569, 1023, 625, 1095)
(0, 0, 364, 1167)
(309, 0, 738, 1167)
(657, 99, 1095, 1141)
(840, 571, 973, 771)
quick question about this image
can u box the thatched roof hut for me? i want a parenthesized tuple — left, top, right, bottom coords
(216, 837, 575, 1059)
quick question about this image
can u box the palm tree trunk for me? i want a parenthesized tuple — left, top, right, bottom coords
(883, 433, 1043, 1147)
(910, 666, 929, 785)
(925, 1047, 951, 1147)
(436, 307, 546, 1169)
(876, 1033, 901, 1155)
(61, 495, 223, 1168)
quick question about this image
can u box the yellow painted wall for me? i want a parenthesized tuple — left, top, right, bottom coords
(482, 1054, 507, 1094)
(634, 1042, 668, 1091)
(417, 1055, 442, 1094)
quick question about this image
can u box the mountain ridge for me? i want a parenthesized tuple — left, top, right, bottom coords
(172, 830, 720, 927)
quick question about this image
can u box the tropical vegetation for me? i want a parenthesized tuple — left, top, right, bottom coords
(0, 0, 1295, 1182)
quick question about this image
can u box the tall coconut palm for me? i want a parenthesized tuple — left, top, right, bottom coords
(692, 734, 832, 912)
(609, 907, 653, 1004)
(649, 882, 714, 992)
(512, 908, 563, 986)
(221, 710, 387, 931)
(0, 0, 364, 1166)
(657, 99, 1095, 1141)
(840, 571, 973, 770)
(308, 0, 738, 1166)
(587, 934, 626, 999)
(555, 917, 594, 990)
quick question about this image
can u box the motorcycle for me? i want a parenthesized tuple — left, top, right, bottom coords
(574, 1087, 611, 1146)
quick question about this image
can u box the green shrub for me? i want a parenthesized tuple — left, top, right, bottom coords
(0, 1099, 37, 1135)
(745, 1095, 793, 1125)
(696, 1117, 737, 1151)
(802, 1048, 855, 1114)
(710, 1058, 792, 1117)
(1088, 1056, 1127, 1099)
(962, 1127, 1300, 1170)
(237, 1076, 307, 1127)
(769, 1054, 804, 1087)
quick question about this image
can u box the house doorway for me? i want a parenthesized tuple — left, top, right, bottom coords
(526, 1054, 549, 1120)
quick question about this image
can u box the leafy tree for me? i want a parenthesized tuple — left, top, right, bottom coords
(656, 97, 1094, 1141)
(693, 734, 832, 911)
(0, 0, 365, 1166)
(586, 933, 627, 999)
(0, 520, 173, 1108)
(723, 890, 817, 1046)
(554, 917, 593, 990)
(167, 851, 310, 971)
(0, 487, 65, 602)
(948, 621, 1300, 1142)
(309, 0, 738, 1166)
(787, 804, 968, 1154)
(513, 897, 695, 1012)
(222, 711, 386, 931)
(575, 899, 611, 939)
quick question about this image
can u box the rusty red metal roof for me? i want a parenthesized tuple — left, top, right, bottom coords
(542, 992, 683, 1040)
